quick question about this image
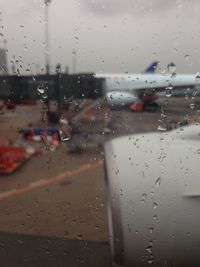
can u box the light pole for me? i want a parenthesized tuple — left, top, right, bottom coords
(3, 39, 8, 75)
(44, 0, 51, 75)
(72, 48, 77, 74)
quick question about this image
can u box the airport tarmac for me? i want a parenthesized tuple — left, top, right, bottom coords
(0, 103, 109, 267)
(0, 97, 199, 266)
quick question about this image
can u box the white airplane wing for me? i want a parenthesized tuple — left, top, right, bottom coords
(104, 124, 200, 266)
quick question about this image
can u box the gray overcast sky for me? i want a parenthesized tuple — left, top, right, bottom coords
(0, 0, 200, 74)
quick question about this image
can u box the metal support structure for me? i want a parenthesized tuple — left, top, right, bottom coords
(44, 0, 51, 75)
(55, 64, 62, 118)
(44, 0, 51, 113)
(3, 39, 8, 75)
(72, 48, 77, 74)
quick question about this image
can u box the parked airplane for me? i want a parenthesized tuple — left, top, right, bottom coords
(95, 62, 200, 110)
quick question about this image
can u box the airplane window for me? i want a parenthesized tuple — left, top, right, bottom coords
(0, 0, 200, 266)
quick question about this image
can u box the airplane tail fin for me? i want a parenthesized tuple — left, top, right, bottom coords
(144, 61, 159, 73)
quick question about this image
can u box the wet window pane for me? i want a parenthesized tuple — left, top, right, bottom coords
(0, 1, 200, 266)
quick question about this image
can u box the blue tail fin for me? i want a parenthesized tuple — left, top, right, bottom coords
(144, 61, 159, 73)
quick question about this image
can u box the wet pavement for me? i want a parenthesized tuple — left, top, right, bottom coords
(0, 231, 110, 267)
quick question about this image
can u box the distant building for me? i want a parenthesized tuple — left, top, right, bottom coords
(0, 48, 8, 75)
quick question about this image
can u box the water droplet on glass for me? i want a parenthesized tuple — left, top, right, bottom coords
(153, 214, 158, 221)
(49, 144, 56, 152)
(146, 245, 152, 253)
(149, 227, 154, 233)
(160, 112, 166, 119)
(45, 250, 51, 255)
(165, 84, 173, 97)
(176, 0, 182, 8)
(59, 130, 71, 142)
(157, 125, 167, 132)
(148, 259, 154, 264)
(140, 193, 147, 203)
(167, 62, 176, 73)
(153, 202, 158, 209)
(196, 148, 200, 154)
(190, 103, 195, 109)
(155, 177, 161, 187)
(184, 54, 189, 61)
(185, 93, 190, 100)
(195, 72, 200, 82)
(77, 234, 83, 240)
(37, 83, 45, 95)
(41, 93, 48, 99)
(186, 232, 190, 237)
(171, 72, 176, 79)
(59, 117, 69, 125)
